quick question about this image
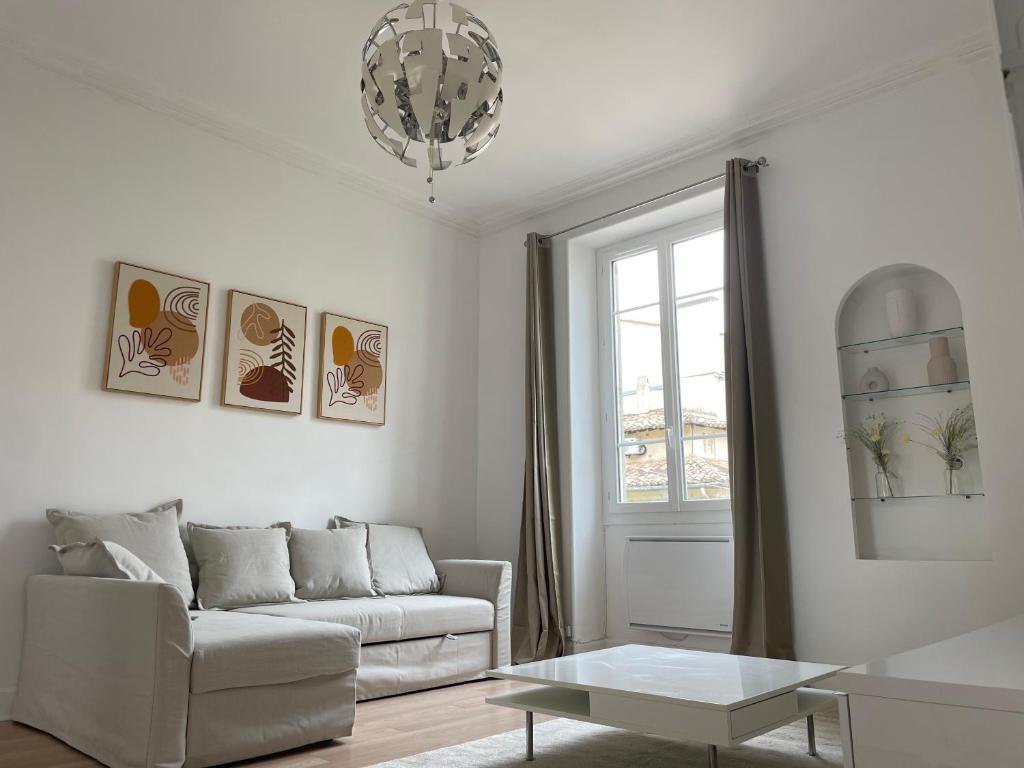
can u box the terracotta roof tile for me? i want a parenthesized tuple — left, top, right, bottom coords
(624, 455, 730, 489)
(622, 408, 726, 433)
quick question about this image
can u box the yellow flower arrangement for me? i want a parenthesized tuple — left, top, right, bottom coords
(904, 405, 977, 470)
(843, 413, 901, 487)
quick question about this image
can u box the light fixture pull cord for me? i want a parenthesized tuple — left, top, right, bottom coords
(428, 174, 436, 204)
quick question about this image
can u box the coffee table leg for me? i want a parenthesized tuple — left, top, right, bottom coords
(807, 714, 817, 756)
(526, 711, 534, 761)
(707, 744, 718, 768)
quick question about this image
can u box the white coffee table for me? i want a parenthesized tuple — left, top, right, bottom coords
(487, 644, 842, 768)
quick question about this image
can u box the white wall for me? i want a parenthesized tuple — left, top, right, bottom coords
(0, 49, 479, 718)
(477, 50, 1024, 664)
(554, 237, 607, 645)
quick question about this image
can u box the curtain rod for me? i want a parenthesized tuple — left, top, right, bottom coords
(537, 156, 768, 242)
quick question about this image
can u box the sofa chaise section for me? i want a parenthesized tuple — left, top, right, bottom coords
(13, 575, 361, 768)
(185, 611, 359, 768)
(13, 575, 193, 768)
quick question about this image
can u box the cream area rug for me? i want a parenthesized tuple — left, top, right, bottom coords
(370, 712, 843, 767)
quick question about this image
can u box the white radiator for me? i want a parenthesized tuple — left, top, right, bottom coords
(625, 536, 733, 635)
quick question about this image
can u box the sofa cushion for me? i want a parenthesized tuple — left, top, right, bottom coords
(46, 499, 194, 605)
(386, 596, 494, 640)
(332, 517, 440, 595)
(189, 525, 296, 609)
(234, 599, 403, 643)
(189, 611, 359, 694)
(288, 526, 376, 600)
(183, 521, 291, 591)
(49, 539, 165, 582)
(234, 594, 495, 644)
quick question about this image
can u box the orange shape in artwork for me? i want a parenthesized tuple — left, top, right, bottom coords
(240, 302, 280, 346)
(332, 326, 355, 366)
(147, 311, 199, 364)
(358, 353, 384, 395)
(127, 279, 160, 328)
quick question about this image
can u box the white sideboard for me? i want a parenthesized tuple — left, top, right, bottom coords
(831, 614, 1024, 767)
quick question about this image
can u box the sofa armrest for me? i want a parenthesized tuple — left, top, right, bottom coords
(13, 575, 193, 768)
(436, 560, 512, 668)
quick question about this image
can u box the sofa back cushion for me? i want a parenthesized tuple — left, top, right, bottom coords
(182, 521, 292, 591)
(189, 524, 297, 609)
(332, 516, 440, 595)
(288, 527, 376, 599)
(49, 539, 166, 582)
(46, 499, 193, 604)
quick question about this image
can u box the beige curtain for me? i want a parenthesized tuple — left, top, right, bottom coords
(512, 233, 566, 663)
(724, 159, 795, 660)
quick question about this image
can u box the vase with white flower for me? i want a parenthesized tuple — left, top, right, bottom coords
(903, 404, 977, 495)
(844, 414, 901, 498)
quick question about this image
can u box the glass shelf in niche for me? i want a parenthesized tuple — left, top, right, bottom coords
(838, 326, 964, 355)
(842, 380, 970, 402)
(852, 493, 984, 502)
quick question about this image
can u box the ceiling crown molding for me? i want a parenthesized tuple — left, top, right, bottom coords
(477, 29, 996, 233)
(0, 22, 996, 238)
(0, 23, 480, 236)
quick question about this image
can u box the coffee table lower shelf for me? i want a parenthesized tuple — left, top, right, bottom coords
(486, 685, 830, 768)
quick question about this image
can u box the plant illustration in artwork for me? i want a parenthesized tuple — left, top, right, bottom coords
(903, 404, 977, 494)
(118, 327, 172, 377)
(270, 321, 297, 388)
(326, 363, 364, 406)
(844, 413, 901, 498)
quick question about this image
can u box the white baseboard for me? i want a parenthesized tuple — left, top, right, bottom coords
(0, 686, 15, 722)
(569, 638, 611, 654)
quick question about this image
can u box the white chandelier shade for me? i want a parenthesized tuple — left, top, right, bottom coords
(360, 1, 503, 179)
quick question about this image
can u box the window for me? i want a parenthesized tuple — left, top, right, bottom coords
(598, 215, 730, 514)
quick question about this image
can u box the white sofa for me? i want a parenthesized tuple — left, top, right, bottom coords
(12, 558, 511, 768)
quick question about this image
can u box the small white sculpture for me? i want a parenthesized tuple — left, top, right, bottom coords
(860, 367, 890, 393)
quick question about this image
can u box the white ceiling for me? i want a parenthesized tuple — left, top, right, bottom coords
(0, 1, 993, 230)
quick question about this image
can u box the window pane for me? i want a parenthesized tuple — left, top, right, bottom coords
(615, 304, 664, 444)
(682, 437, 731, 500)
(673, 230, 724, 298)
(612, 250, 665, 503)
(675, 291, 725, 416)
(674, 228, 729, 501)
(619, 444, 669, 503)
(613, 249, 659, 311)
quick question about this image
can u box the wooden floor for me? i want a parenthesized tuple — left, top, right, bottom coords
(0, 679, 548, 768)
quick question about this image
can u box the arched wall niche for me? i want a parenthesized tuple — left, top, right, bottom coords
(835, 263, 990, 562)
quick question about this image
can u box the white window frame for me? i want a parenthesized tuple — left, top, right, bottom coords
(597, 213, 731, 521)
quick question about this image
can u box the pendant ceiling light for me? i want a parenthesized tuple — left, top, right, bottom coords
(360, 0, 503, 203)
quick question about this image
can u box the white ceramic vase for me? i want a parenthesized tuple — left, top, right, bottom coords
(885, 288, 918, 338)
(927, 336, 958, 385)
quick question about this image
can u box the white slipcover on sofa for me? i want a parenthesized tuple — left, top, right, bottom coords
(12, 558, 512, 768)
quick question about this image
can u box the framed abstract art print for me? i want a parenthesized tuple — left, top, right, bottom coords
(221, 290, 307, 415)
(317, 312, 388, 425)
(102, 262, 210, 401)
